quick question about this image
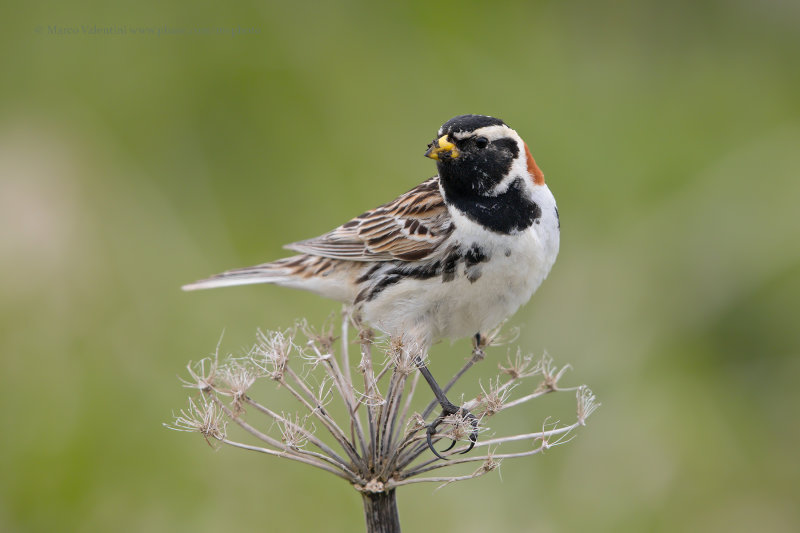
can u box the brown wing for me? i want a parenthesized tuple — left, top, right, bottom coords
(284, 177, 453, 262)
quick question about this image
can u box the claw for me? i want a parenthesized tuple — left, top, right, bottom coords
(462, 417, 478, 454)
(414, 353, 482, 460)
(441, 438, 458, 453)
(426, 417, 448, 460)
(425, 406, 480, 460)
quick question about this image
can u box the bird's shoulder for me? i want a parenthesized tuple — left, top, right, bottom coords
(284, 176, 454, 262)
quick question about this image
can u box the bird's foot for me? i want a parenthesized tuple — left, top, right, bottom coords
(426, 401, 479, 460)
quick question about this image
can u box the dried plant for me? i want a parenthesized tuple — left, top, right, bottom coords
(166, 309, 599, 532)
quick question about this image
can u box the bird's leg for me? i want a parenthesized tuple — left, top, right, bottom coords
(472, 332, 486, 359)
(413, 355, 479, 460)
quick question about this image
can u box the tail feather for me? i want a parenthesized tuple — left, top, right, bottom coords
(181, 256, 306, 291)
(181, 255, 354, 301)
(182, 262, 292, 292)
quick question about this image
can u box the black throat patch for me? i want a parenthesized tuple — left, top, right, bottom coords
(446, 177, 541, 234)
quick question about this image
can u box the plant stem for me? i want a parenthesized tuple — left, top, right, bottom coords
(362, 489, 401, 533)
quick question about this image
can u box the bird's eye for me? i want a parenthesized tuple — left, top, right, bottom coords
(474, 136, 489, 149)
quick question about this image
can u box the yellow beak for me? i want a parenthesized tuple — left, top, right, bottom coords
(425, 135, 459, 160)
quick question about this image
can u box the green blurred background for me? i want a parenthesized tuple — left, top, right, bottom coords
(1, 1, 799, 531)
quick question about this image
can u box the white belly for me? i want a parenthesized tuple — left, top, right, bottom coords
(361, 212, 559, 346)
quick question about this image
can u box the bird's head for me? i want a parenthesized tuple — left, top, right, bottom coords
(425, 114, 545, 200)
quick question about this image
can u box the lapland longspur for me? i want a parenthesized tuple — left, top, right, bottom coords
(184, 114, 560, 457)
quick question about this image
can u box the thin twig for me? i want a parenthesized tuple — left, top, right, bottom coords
(475, 422, 579, 449)
(209, 392, 359, 479)
(395, 371, 420, 441)
(339, 306, 354, 390)
(402, 446, 550, 478)
(358, 331, 380, 467)
(222, 439, 352, 480)
(386, 468, 494, 489)
(244, 396, 351, 468)
(280, 368, 361, 464)
(322, 351, 369, 459)
(494, 390, 549, 410)
(377, 371, 407, 474)
(382, 373, 406, 459)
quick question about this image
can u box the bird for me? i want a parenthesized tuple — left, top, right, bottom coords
(183, 114, 560, 458)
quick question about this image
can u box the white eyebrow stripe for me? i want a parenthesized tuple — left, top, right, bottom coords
(472, 125, 514, 141)
(449, 124, 513, 141)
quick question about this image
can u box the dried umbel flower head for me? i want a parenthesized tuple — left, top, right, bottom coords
(249, 328, 294, 380)
(534, 352, 573, 393)
(298, 316, 336, 357)
(498, 348, 537, 379)
(168, 310, 599, 532)
(476, 377, 515, 417)
(167, 395, 226, 445)
(577, 385, 599, 425)
(278, 413, 312, 450)
(180, 356, 218, 391)
(384, 336, 422, 377)
(219, 361, 256, 413)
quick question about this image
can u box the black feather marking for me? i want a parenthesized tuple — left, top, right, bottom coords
(447, 178, 541, 235)
(441, 248, 461, 282)
(491, 138, 520, 160)
(361, 260, 443, 302)
(464, 244, 489, 267)
(358, 241, 492, 301)
(365, 274, 403, 301)
(436, 136, 520, 197)
(404, 260, 443, 280)
(356, 263, 382, 284)
(361, 247, 464, 301)
(464, 244, 489, 283)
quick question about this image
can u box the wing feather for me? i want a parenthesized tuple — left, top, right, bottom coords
(284, 177, 453, 262)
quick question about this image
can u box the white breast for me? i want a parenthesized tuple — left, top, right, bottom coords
(362, 185, 560, 347)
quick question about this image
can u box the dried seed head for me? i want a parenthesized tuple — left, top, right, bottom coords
(166, 395, 227, 445)
(278, 413, 312, 450)
(476, 453, 501, 475)
(298, 316, 336, 358)
(534, 352, 571, 393)
(250, 329, 294, 381)
(498, 348, 535, 379)
(219, 361, 256, 413)
(385, 337, 422, 376)
(484, 321, 520, 348)
(181, 357, 218, 392)
(477, 377, 514, 417)
(576, 385, 599, 425)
